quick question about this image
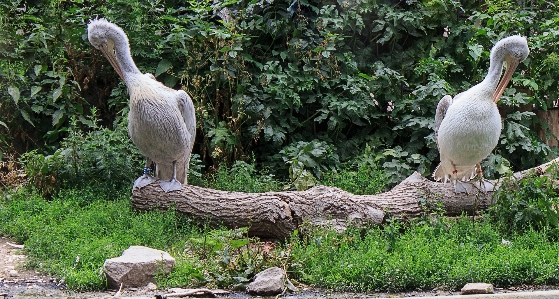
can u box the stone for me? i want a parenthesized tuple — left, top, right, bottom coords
(461, 282, 495, 295)
(246, 267, 296, 296)
(103, 246, 175, 289)
(144, 282, 157, 291)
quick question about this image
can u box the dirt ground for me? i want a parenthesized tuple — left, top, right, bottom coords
(0, 236, 157, 299)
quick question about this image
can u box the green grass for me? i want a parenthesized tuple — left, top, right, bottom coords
(0, 186, 202, 290)
(321, 165, 386, 195)
(2, 162, 559, 293)
(289, 218, 559, 292)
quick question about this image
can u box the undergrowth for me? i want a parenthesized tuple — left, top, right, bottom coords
(3, 126, 559, 292)
(289, 218, 559, 292)
(3, 179, 559, 292)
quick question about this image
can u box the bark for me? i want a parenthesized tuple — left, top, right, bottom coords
(131, 158, 559, 239)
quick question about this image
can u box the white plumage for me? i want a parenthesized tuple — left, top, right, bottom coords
(87, 19, 196, 192)
(433, 35, 529, 184)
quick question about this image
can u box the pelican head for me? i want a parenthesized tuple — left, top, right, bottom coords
(88, 18, 137, 80)
(491, 35, 529, 103)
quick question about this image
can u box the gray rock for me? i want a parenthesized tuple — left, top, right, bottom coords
(103, 246, 175, 289)
(246, 267, 293, 296)
(461, 282, 495, 294)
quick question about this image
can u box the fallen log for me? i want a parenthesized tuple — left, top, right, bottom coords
(131, 158, 559, 239)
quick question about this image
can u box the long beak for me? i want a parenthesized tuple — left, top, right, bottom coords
(99, 40, 125, 80)
(492, 55, 520, 103)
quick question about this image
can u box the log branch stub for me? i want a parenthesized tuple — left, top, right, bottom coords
(131, 158, 559, 239)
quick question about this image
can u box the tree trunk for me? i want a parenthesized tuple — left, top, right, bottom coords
(131, 158, 559, 239)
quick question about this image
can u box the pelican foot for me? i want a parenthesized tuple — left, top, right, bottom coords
(474, 179, 495, 192)
(454, 181, 474, 194)
(133, 174, 157, 190)
(159, 179, 182, 193)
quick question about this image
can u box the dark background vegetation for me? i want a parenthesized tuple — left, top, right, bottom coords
(1, 0, 558, 187)
(3, 0, 559, 293)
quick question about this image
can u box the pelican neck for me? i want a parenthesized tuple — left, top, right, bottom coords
(481, 47, 506, 91)
(111, 30, 141, 81)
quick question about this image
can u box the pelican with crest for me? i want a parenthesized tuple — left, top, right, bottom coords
(433, 35, 529, 191)
(87, 18, 196, 192)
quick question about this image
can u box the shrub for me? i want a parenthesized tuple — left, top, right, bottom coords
(1, 0, 556, 185)
(490, 166, 559, 238)
(19, 111, 143, 195)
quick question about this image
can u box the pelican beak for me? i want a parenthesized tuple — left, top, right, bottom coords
(492, 55, 520, 103)
(100, 40, 125, 80)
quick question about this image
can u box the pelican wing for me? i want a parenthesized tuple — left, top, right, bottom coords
(152, 89, 196, 185)
(176, 90, 196, 148)
(174, 89, 196, 184)
(434, 95, 453, 147)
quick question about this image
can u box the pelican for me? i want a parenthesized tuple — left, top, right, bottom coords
(87, 18, 196, 192)
(433, 35, 529, 191)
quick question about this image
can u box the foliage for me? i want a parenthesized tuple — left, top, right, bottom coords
(1, 0, 557, 183)
(280, 140, 339, 190)
(490, 166, 559, 238)
(208, 160, 283, 193)
(289, 217, 559, 292)
(0, 183, 288, 291)
(19, 111, 143, 196)
(321, 160, 386, 195)
(5, 178, 559, 292)
(0, 186, 200, 291)
(172, 227, 276, 289)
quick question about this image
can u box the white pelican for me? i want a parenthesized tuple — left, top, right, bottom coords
(87, 18, 196, 192)
(433, 35, 529, 191)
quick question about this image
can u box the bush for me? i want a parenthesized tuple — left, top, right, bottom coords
(1, 0, 557, 183)
(19, 111, 143, 195)
(490, 166, 559, 238)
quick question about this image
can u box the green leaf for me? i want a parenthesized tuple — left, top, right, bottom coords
(8, 86, 20, 104)
(53, 88, 62, 102)
(230, 238, 250, 249)
(358, 73, 373, 80)
(0, 120, 7, 130)
(155, 59, 173, 77)
(31, 86, 42, 98)
(20, 110, 34, 127)
(468, 43, 484, 62)
(228, 50, 237, 58)
(34, 64, 42, 76)
(164, 75, 177, 88)
(52, 109, 64, 126)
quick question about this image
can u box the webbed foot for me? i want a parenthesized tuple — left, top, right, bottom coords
(474, 179, 495, 192)
(454, 181, 474, 194)
(133, 174, 157, 190)
(159, 178, 182, 193)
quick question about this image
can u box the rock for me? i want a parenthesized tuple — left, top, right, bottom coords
(246, 267, 296, 296)
(461, 282, 495, 294)
(103, 246, 175, 289)
(144, 282, 157, 291)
